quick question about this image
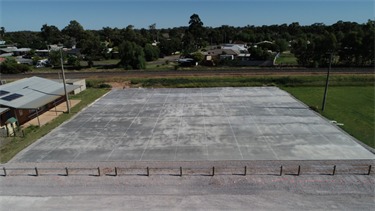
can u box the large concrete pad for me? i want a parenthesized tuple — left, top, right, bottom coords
(13, 87, 375, 162)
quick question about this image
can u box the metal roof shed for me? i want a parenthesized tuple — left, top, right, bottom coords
(0, 76, 81, 110)
(0, 76, 82, 126)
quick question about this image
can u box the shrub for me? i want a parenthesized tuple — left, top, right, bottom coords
(99, 83, 112, 88)
(1, 63, 31, 74)
(86, 81, 94, 87)
(88, 60, 94, 68)
(68, 56, 81, 69)
(165, 60, 169, 65)
(32, 56, 42, 65)
(192, 52, 205, 63)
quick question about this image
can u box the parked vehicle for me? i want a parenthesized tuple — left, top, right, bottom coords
(177, 58, 194, 63)
(35, 59, 50, 68)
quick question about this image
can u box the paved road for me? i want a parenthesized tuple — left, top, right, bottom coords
(1, 173, 374, 210)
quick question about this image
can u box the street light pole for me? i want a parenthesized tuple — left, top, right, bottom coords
(60, 48, 70, 114)
(322, 52, 337, 112)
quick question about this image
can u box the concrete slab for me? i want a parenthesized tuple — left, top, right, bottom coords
(13, 87, 375, 162)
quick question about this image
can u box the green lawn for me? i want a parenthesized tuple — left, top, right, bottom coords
(282, 86, 374, 148)
(275, 52, 298, 65)
(0, 88, 110, 163)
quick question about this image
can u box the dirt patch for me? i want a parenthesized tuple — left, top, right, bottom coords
(108, 81, 131, 89)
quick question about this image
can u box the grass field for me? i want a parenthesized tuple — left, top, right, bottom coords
(282, 86, 374, 148)
(275, 52, 298, 65)
(0, 88, 110, 163)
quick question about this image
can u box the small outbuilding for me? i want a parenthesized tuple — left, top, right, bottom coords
(0, 76, 82, 127)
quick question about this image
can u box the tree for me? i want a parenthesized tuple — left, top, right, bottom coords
(1, 57, 31, 74)
(49, 49, 67, 67)
(248, 47, 274, 61)
(158, 37, 182, 56)
(339, 31, 362, 65)
(275, 39, 289, 53)
(62, 20, 84, 43)
(144, 44, 160, 61)
(208, 29, 222, 45)
(0, 27, 5, 39)
(118, 41, 146, 70)
(187, 14, 205, 45)
(80, 31, 106, 67)
(192, 52, 205, 63)
(40, 24, 61, 44)
(149, 23, 157, 41)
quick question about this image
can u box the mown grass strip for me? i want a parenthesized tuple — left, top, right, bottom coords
(0, 88, 110, 164)
(282, 86, 374, 148)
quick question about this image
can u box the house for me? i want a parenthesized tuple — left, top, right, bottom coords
(65, 48, 81, 56)
(233, 40, 247, 45)
(223, 40, 249, 52)
(0, 77, 82, 128)
(0, 47, 31, 57)
(202, 49, 239, 60)
(35, 46, 63, 57)
(15, 58, 33, 65)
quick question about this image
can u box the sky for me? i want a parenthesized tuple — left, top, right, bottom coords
(0, 0, 374, 32)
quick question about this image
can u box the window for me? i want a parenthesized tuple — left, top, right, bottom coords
(19, 110, 23, 116)
(6, 111, 11, 119)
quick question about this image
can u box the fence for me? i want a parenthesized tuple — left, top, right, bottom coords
(1, 165, 372, 177)
(0, 128, 24, 138)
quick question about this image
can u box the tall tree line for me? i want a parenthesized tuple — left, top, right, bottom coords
(1, 18, 373, 66)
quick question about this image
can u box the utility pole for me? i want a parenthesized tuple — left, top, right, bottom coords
(322, 52, 337, 112)
(60, 48, 70, 114)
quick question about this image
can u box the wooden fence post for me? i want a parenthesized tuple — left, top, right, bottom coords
(66, 167, 69, 176)
(368, 165, 372, 175)
(180, 167, 182, 177)
(115, 167, 118, 177)
(147, 167, 149, 177)
(3, 167, 6, 177)
(332, 165, 336, 176)
(35, 167, 39, 176)
(298, 166, 301, 176)
(280, 166, 283, 176)
(212, 166, 215, 176)
(244, 166, 247, 176)
(98, 167, 101, 176)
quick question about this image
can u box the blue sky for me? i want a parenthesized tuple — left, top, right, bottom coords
(1, 0, 374, 32)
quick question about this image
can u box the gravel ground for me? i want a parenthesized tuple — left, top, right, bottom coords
(1, 165, 374, 210)
(2, 67, 373, 80)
